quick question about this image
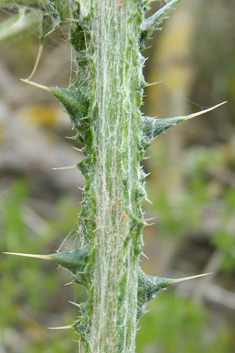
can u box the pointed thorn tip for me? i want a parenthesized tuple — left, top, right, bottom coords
(68, 301, 82, 308)
(20, 79, 51, 92)
(65, 136, 77, 140)
(184, 101, 227, 121)
(171, 273, 213, 284)
(48, 325, 74, 330)
(3, 252, 51, 260)
(73, 147, 83, 152)
(52, 165, 77, 170)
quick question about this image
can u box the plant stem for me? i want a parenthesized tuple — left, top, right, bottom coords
(84, 1, 145, 352)
(1, 1, 220, 352)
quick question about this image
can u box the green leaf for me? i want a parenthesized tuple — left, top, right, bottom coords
(142, 102, 226, 145)
(140, 0, 183, 46)
(0, 9, 42, 45)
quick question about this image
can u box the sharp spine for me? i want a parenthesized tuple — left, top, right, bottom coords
(3, 252, 50, 260)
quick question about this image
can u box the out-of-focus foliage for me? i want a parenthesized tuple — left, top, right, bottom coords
(136, 292, 234, 353)
(0, 0, 235, 352)
(0, 180, 83, 352)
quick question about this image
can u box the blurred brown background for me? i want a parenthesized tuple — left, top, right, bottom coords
(0, 1, 235, 352)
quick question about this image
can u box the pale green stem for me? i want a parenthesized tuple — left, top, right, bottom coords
(86, 0, 144, 352)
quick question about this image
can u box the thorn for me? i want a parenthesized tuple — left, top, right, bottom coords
(52, 165, 77, 170)
(143, 217, 156, 222)
(77, 186, 85, 191)
(183, 102, 227, 121)
(68, 301, 82, 308)
(65, 136, 77, 140)
(20, 79, 50, 92)
(143, 45, 153, 51)
(145, 197, 153, 205)
(141, 252, 149, 260)
(171, 273, 213, 284)
(145, 81, 160, 87)
(73, 147, 83, 152)
(3, 252, 50, 260)
(64, 281, 74, 286)
(145, 222, 155, 227)
(48, 325, 74, 330)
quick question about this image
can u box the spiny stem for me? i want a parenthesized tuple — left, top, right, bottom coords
(1, 1, 216, 352)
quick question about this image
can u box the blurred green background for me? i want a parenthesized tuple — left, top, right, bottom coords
(0, 0, 235, 352)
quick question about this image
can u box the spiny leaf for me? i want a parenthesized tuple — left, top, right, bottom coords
(50, 86, 88, 116)
(140, 0, 183, 46)
(3, 247, 89, 275)
(143, 101, 227, 143)
(20, 80, 89, 126)
(137, 269, 212, 319)
(49, 248, 89, 274)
